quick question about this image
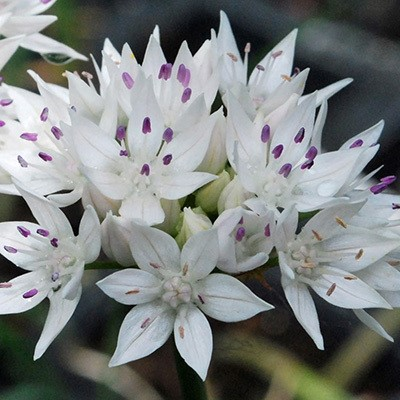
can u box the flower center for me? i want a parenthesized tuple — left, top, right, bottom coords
(287, 240, 318, 276)
(161, 276, 192, 308)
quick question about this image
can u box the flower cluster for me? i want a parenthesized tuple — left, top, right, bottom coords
(0, 7, 399, 381)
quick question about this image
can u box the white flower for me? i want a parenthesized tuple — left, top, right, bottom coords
(0, 183, 101, 359)
(275, 203, 397, 349)
(97, 225, 272, 380)
(0, 0, 86, 67)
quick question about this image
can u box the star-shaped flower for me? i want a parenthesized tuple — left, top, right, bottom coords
(97, 225, 272, 380)
(0, 183, 101, 359)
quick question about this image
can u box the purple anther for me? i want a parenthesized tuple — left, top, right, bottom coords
(198, 294, 205, 304)
(17, 155, 28, 168)
(38, 152, 52, 162)
(51, 271, 60, 282)
(23, 288, 38, 299)
(0, 98, 13, 106)
(142, 117, 151, 134)
(301, 159, 314, 170)
(116, 125, 126, 141)
(51, 126, 63, 140)
(36, 228, 49, 237)
(264, 224, 271, 237)
(278, 163, 292, 178)
(235, 226, 246, 242)
(50, 237, 59, 248)
(294, 127, 305, 143)
(0, 282, 12, 288)
(293, 67, 301, 77)
(349, 139, 363, 148)
(17, 226, 31, 237)
(272, 50, 283, 59)
(380, 175, 396, 185)
(272, 144, 284, 159)
(158, 63, 172, 80)
(261, 124, 270, 143)
(256, 64, 265, 71)
(181, 88, 192, 103)
(163, 127, 173, 143)
(20, 132, 38, 141)
(305, 146, 318, 160)
(40, 107, 49, 122)
(163, 154, 173, 165)
(119, 150, 128, 157)
(4, 246, 17, 253)
(140, 163, 150, 176)
(177, 64, 191, 87)
(392, 203, 400, 210)
(122, 72, 134, 89)
(0, 120, 5, 127)
(370, 182, 387, 195)
(41, 0, 52, 3)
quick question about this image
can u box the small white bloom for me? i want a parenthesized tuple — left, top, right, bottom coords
(97, 225, 272, 380)
(0, 183, 101, 359)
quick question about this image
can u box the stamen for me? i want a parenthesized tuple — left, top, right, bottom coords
(38, 152, 52, 162)
(17, 226, 31, 237)
(51, 126, 63, 140)
(349, 139, 363, 148)
(182, 262, 188, 276)
(140, 163, 150, 176)
(50, 238, 59, 248)
(4, 246, 17, 253)
(281, 74, 292, 82)
(122, 72, 134, 89)
(119, 150, 128, 157)
(81, 71, 93, 80)
(40, 107, 49, 122)
(278, 163, 292, 178)
(264, 224, 271, 237)
(142, 117, 151, 134)
(392, 203, 400, 210)
(20, 132, 38, 141)
(305, 146, 318, 160)
(244, 43, 251, 53)
(125, 289, 140, 294)
(294, 127, 305, 143)
(37, 228, 49, 237)
(0, 98, 13, 106)
(344, 275, 357, 280)
(335, 217, 347, 228)
(149, 262, 161, 269)
(181, 88, 192, 103)
(0, 282, 12, 288)
(326, 283, 336, 296)
(256, 64, 265, 71)
(235, 227, 246, 242)
(17, 155, 28, 168)
(226, 52, 238, 62)
(179, 325, 185, 338)
(261, 124, 270, 143)
(162, 154, 172, 165)
(380, 175, 396, 185)
(141, 317, 151, 329)
(198, 294, 205, 304)
(0, 120, 5, 127)
(41, 0, 52, 4)
(312, 230, 323, 241)
(163, 128, 173, 143)
(272, 50, 283, 59)
(158, 63, 172, 80)
(23, 288, 38, 299)
(177, 64, 190, 87)
(51, 272, 59, 282)
(370, 182, 387, 195)
(116, 125, 126, 141)
(301, 159, 314, 170)
(355, 249, 364, 260)
(272, 144, 284, 159)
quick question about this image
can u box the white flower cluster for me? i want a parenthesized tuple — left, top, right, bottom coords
(0, 9, 399, 381)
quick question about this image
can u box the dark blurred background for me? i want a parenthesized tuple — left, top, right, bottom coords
(1, 1, 400, 399)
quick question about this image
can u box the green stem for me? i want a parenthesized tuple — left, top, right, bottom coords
(174, 348, 208, 400)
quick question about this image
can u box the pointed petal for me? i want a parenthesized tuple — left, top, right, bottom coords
(174, 305, 212, 381)
(353, 309, 393, 342)
(97, 269, 162, 305)
(78, 205, 101, 263)
(109, 301, 174, 366)
(195, 273, 273, 322)
(34, 286, 82, 360)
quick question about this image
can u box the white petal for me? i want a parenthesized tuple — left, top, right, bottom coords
(356, 261, 400, 291)
(78, 205, 101, 263)
(174, 305, 212, 381)
(97, 269, 162, 305)
(34, 286, 82, 360)
(353, 309, 393, 342)
(195, 273, 273, 322)
(282, 280, 324, 349)
(181, 229, 219, 281)
(0, 270, 48, 314)
(129, 223, 181, 275)
(0, 36, 22, 70)
(109, 301, 174, 366)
